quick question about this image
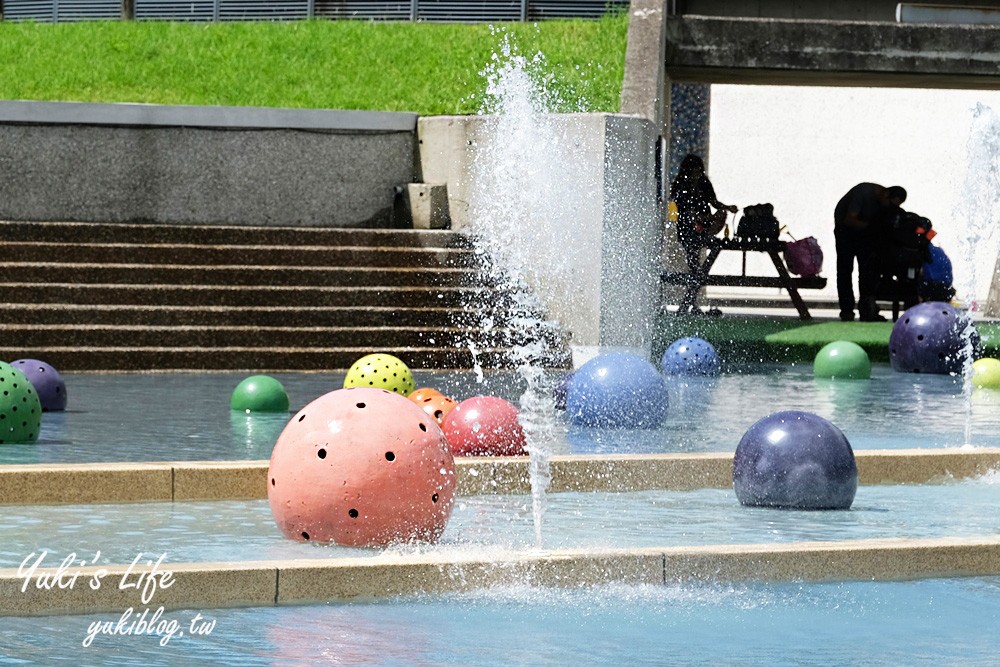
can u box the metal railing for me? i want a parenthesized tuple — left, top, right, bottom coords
(3, 0, 629, 22)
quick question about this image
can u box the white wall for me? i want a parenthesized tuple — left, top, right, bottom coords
(707, 85, 1000, 307)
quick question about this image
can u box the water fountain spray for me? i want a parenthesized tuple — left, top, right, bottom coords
(956, 103, 1000, 444)
(465, 29, 593, 546)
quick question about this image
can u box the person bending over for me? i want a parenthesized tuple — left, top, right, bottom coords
(834, 182, 907, 322)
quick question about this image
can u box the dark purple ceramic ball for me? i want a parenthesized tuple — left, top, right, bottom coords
(12, 358, 67, 412)
(889, 301, 976, 375)
(733, 410, 857, 510)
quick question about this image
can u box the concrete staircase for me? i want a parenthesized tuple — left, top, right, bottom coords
(0, 221, 570, 372)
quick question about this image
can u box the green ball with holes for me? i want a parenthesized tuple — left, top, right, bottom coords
(230, 375, 290, 413)
(343, 354, 415, 396)
(0, 361, 43, 444)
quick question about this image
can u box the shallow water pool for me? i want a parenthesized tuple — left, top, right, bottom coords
(2, 578, 999, 665)
(3, 476, 999, 567)
(2, 364, 997, 465)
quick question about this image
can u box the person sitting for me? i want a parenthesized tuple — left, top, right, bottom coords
(833, 182, 907, 322)
(670, 154, 738, 271)
(875, 208, 934, 318)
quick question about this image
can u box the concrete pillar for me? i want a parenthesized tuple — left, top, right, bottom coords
(668, 82, 711, 182)
(659, 82, 714, 308)
(418, 114, 661, 363)
(984, 255, 1000, 318)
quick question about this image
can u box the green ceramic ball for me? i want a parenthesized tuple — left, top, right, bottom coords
(231, 375, 290, 413)
(0, 361, 43, 444)
(814, 341, 871, 380)
(343, 353, 415, 396)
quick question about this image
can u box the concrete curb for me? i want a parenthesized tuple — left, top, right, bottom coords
(4, 535, 1000, 615)
(1, 448, 997, 505)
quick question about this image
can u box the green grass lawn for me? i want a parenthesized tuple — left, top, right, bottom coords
(0, 17, 627, 114)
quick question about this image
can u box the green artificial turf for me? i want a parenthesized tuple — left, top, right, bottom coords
(654, 314, 1000, 366)
(0, 17, 627, 115)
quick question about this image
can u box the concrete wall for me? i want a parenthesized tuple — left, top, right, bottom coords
(0, 101, 417, 227)
(680, 0, 982, 21)
(419, 113, 661, 359)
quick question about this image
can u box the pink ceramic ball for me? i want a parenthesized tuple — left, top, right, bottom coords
(268, 387, 457, 548)
(441, 396, 527, 457)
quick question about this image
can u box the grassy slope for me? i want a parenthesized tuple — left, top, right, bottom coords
(0, 18, 627, 114)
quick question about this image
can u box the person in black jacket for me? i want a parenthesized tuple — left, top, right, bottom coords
(834, 182, 907, 322)
(670, 154, 738, 272)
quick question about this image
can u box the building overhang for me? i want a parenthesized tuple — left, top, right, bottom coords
(666, 15, 1000, 89)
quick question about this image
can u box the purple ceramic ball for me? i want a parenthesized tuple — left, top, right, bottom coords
(733, 410, 857, 510)
(12, 359, 67, 412)
(889, 301, 975, 374)
(661, 337, 721, 376)
(567, 351, 668, 429)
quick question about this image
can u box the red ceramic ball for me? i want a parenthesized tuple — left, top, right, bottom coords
(267, 387, 457, 547)
(441, 396, 527, 457)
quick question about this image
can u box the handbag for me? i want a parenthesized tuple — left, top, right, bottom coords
(735, 203, 780, 241)
(784, 237, 823, 277)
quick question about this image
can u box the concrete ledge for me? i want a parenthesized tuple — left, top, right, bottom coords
(0, 462, 173, 504)
(172, 461, 268, 501)
(4, 536, 1000, 615)
(2, 448, 999, 505)
(0, 100, 417, 133)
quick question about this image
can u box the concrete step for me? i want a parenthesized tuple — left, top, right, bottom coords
(0, 220, 472, 249)
(0, 221, 572, 371)
(1, 304, 480, 327)
(0, 324, 502, 349)
(0, 282, 489, 308)
(0, 262, 478, 288)
(0, 346, 570, 372)
(3, 241, 477, 268)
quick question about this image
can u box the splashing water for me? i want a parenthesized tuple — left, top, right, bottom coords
(465, 30, 593, 546)
(955, 103, 1000, 445)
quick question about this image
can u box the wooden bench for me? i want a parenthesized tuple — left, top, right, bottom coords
(661, 238, 827, 320)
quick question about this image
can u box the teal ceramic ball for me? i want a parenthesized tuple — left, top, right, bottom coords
(231, 375, 290, 414)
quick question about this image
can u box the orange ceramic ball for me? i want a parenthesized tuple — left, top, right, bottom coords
(409, 387, 444, 403)
(441, 396, 527, 457)
(409, 387, 459, 425)
(267, 387, 457, 547)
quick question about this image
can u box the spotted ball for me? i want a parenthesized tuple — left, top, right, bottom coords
(11, 358, 67, 411)
(0, 361, 42, 444)
(344, 354, 415, 396)
(268, 387, 456, 547)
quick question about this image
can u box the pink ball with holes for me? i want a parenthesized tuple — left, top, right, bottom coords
(267, 387, 457, 548)
(441, 396, 527, 456)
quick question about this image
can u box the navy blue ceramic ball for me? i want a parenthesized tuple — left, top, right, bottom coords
(733, 410, 857, 510)
(661, 337, 721, 376)
(567, 351, 668, 429)
(889, 301, 975, 374)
